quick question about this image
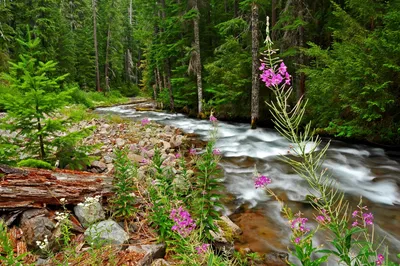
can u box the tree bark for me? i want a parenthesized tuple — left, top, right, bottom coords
(251, 2, 260, 129)
(104, 23, 111, 92)
(0, 165, 113, 209)
(271, 0, 277, 40)
(296, 0, 305, 99)
(193, 1, 203, 115)
(92, 0, 101, 92)
(166, 59, 175, 111)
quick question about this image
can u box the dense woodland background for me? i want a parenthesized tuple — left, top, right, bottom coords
(0, 0, 399, 144)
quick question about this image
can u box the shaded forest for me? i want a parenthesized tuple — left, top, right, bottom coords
(1, 0, 399, 143)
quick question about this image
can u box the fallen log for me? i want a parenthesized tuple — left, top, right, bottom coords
(0, 164, 114, 209)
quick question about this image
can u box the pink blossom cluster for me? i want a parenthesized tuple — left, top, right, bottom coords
(376, 254, 384, 265)
(291, 216, 310, 233)
(170, 207, 196, 237)
(259, 62, 291, 88)
(141, 117, 150, 126)
(254, 175, 271, 189)
(315, 209, 331, 224)
(195, 243, 210, 254)
(351, 207, 374, 227)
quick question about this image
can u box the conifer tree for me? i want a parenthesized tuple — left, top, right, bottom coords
(0, 33, 69, 160)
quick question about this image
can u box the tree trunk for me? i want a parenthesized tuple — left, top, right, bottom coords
(296, 0, 305, 99)
(166, 59, 175, 111)
(0, 165, 113, 208)
(37, 118, 45, 160)
(251, 2, 260, 129)
(104, 23, 111, 92)
(234, 0, 239, 17)
(156, 66, 162, 93)
(92, 0, 101, 92)
(193, 1, 203, 115)
(271, 0, 277, 40)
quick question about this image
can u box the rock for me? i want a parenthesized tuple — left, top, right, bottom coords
(164, 125, 172, 132)
(116, 138, 125, 147)
(84, 220, 129, 246)
(20, 209, 55, 249)
(36, 258, 50, 265)
(74, 201, 105, 227)
(264, 252, 289, 266)
(209, 216, 242, 257)
(152, 259, 170, 266)
(162, 141, 171, 150)
(128, 153, 145, 164)
(170, 135, 183, 148)
(104, 155, 114, 164)
(127, 243, 166, 266)
(89, 160, 107, 173)
(220, 216, 242, 236)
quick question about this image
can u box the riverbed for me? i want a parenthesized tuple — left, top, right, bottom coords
(96, 103, 400, 264)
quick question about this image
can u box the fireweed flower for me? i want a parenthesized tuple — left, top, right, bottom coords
(175, 153, 181, 159)
(169, 207, 196, 237)
(352, 220, 359, 227)
(291, 216, 310, 233)
(254, 175, 271, 189)
(210, 114, 217, 123)
(141, 118, 150, 126)
(363, 212, 374, 225)
(195, 243, 210, 254)
(189, 148, 197, 155)
(376, 254, 384, 265)
(294, 237, 301, 244)
(316, 216, 325, 223)
(352, 210, 358, 217)
(212, 149, 221, 155)
(260, 61, 291, 88)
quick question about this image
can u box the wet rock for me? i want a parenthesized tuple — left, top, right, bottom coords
(89, 160, 107, 173)
(220, 216, 242, 236)
(74, 201, 105, 227)
(170, 135, 183, 148)
(264, 252, 289, 266)
(84, 220, 129, 246)
(36, 258, 50, 265)
(20, 209, 55, 249)
(127, 243, 166, 266)
(162, 141, 171, 150)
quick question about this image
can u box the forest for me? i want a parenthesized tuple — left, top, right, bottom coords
(0, 0, 399, 144)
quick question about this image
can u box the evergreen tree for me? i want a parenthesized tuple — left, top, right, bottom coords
(0, 34, 69, 159)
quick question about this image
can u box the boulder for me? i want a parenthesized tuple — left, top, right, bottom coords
(264, 252, 289, 266)
(84, 220, 129, 246)
(152, 259, 170, 266)
(20, 209, 55, 249)
(74, 201, 105, 227)
(209, 216, 242, 257)
(127, 243, 166, 266)
(89, 161, 107, 173)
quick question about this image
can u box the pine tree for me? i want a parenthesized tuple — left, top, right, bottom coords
(0, 33, 69, 160)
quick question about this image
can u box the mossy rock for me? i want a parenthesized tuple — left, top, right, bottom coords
(17, 159, 53, 170)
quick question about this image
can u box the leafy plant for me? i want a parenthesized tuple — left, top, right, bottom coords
(111, 148, 137, 220)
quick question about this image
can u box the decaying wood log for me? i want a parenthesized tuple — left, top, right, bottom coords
(0, 164, 114, 209)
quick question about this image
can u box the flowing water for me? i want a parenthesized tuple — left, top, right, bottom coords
(97, 104, 400, 263)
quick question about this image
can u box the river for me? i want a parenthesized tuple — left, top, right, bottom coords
(96, 103, 400, 264)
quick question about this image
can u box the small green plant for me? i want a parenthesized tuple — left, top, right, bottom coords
(190, 117, 224, 241)
(111, 148, 137, 220)
(17, 158, 53, 169)
(0, 30, 70, 160)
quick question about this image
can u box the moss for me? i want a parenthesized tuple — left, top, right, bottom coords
(17, 159, 53, 170)
(216, 219, 236, 242)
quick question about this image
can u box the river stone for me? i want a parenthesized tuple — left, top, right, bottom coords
(162, 141, 171, 150)
(170, 135, 183, 148)
(264, 252, 289, 266)
(128, 153, 145, 164)
(116, 138, 125, 147)
(74, 201, 105, 227)
(220, 216, 242, 236)
(84, 220, 129, 246)
(89, 160, 107, 173)
(20, 209, 55, 249)
(127, 243, 166, 266)
(152, 259, 170, 266)
(104, 155, 113, 164)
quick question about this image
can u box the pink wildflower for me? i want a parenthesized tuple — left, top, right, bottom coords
(195, 243, 210, 254)
(141, 118, 150, 126)
(189, 148, 197, 155)
(210, 115, 217, 122)
(212, 149, 221, 155)
(254, 175, 271, 189)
